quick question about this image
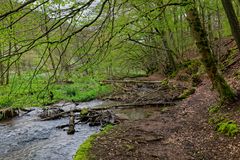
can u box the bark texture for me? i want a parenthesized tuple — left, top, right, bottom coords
(221, 0, 240, 50)
(185, 3, 235, 102)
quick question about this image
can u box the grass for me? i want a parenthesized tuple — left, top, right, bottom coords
(74, 125, 114, 160)
(0, 72, 112, 109)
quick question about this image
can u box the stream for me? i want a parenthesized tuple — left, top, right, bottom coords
(0, 100, 104, 160)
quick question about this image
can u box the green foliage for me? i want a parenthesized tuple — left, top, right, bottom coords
(0, 97, 13, 108)
(216, 120, 239, 136)
(208, 104, 221, 114)
(74, 125, 114, 160)
(0, 73, 112, 108)
(208, 114, 227, 125)
(180, 60, 202, 75)
(208, 105, 239, 137)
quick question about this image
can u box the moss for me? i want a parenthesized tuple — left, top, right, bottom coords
(178, 88, 196, 99)
(214, 74, 236, 103)
(74, 125, 114, 160)
(80, 108, 89, 116)
(160, 79, 169, 86)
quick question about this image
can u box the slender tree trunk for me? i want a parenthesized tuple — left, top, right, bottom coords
(0, 44, 4, 85)
(173, 9, 180, 54)
(160, 30, 177, 73)
(221, 0, 240, 50)
(14, 44, 21, 76)
(6, 42, 11, 85)
(43, 5, 56, 72)
(185, 2, 235, 102)
(6, 0, 14, 85)
(180, 10, 185, 56)
(207, 11, 213, 42)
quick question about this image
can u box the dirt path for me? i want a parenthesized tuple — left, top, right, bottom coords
(90, 80, 240, 160)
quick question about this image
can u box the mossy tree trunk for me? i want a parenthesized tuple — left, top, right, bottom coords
(221, 0, 240, 51)
(184, 2, 235, 102)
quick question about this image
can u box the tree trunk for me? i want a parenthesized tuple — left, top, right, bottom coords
(14, 44, 21, 76)
(185, 2, 235, 102)
(6, 42, 11, 85)
(207, 11, 213, 42)
(221, 0, 240, 50)
(0, 44, 4, 85)
(160, 30, 177, 73)
(43, 5, 56, 72)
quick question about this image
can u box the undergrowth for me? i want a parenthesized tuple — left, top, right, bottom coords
(216, 120, 239, 136)
(208, 104, 239, 137)
(178, 88, 196, 99)
(0, 72, 112, 108)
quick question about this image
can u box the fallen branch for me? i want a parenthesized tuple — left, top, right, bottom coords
(41, 101, 175, 121)
(56, 120, 82, 129)
(102, 101, 176, 109)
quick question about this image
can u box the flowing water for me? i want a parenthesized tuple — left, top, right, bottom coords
(0, 100, 104, 160)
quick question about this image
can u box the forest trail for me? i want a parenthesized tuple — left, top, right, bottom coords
(89, 78, 240, 160)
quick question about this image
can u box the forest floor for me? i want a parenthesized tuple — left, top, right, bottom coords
(88, 40, 240, 159)
(89, 78, 240, 160)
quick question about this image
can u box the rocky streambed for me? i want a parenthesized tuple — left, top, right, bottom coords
(0, 100, 104, 160)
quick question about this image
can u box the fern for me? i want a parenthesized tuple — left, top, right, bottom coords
(216, 120, 239, 136)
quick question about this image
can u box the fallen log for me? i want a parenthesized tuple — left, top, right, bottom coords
(41, 101, 175, 121)
(101, 80, 163, 84)
(41, 109, 81, 121)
